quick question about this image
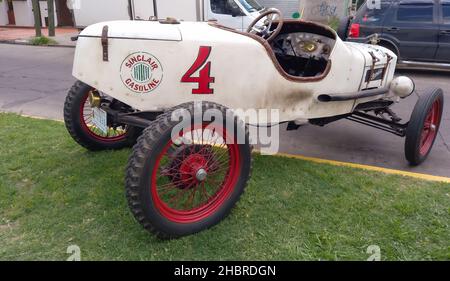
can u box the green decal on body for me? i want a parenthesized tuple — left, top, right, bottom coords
(133, 63, 151, 83)
(120, 52, 163, 94)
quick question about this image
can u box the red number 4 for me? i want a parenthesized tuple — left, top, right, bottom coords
(181, 46, 215, 94)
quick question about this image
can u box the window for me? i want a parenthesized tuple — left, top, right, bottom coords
(210, 0, 232, 15)
(356, 2, 390, 24)
(443, 4, 450, 23)
(210, 0, 245, 15)
(237, 0, 264, 13)
(397, 4, 433, 22)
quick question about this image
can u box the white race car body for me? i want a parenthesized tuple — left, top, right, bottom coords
(66, 16, 443, 239)
(73, 20, 398, 123)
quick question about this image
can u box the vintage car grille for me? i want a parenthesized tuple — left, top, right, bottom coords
(365, 67, 386, 83)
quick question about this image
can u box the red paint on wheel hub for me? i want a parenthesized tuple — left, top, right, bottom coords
(419, 99, 442, 156)
(179, 154, 208, 187)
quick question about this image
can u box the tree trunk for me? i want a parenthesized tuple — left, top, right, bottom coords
(31, 0, 42, 37)
(47, 0, 55, 37)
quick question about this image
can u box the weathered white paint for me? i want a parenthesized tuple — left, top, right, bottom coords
(73, 20, 397, 124)
(80, 20, 182, 41)
(0, 1, 8, 25)
(12, 0, 34, 26)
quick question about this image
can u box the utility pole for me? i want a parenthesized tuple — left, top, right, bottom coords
(47, 0, 55, 37)
(31, 0, 42, 37)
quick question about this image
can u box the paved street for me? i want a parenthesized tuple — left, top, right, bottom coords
(0, 44, 449, 177)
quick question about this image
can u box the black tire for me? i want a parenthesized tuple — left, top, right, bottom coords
(126, 101, 253, 239)
(405, 88, 444, 166)
(64, 80, 140, 151)
(337, 16, 352, 40)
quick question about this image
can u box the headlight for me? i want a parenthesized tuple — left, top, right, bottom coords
(390, 76, 415, 99)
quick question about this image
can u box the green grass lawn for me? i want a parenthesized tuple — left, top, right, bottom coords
(0, 113, 449, 261)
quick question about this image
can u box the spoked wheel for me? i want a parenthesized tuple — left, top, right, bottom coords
(405, 88, 444, 166)
(64, 81, 140, 151)
(79, 92, 128, 142)
(126, 102, 252, 239)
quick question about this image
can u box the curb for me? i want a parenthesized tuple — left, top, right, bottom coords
(0, 39, 75, 48)
(275, 152, 450, 184)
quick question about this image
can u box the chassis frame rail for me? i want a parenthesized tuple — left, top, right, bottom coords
(346, 111, 408, 137)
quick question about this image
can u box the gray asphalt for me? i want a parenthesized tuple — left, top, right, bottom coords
(1, 44, 449, 177)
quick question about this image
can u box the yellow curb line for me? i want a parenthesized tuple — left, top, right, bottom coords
(15, 113, 64, 123)
(275, 152, 450, 184)
(8, 112, 450, 184)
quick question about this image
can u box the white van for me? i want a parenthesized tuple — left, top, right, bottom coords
(73, 0, 266, 31)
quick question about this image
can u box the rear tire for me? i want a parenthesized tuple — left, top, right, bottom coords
(64, 81, 140, 151)
(405, 88, 444, 166)
(125, 102, 253, 239)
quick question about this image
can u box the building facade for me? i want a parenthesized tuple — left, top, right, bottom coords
(0, 0, 133, 27)
(0, 0, 77, 27)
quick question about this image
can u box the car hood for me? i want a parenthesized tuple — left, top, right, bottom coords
(78, 21, 182, 41)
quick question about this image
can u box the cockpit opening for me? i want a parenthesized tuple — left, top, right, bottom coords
(270, 21, 336, 78)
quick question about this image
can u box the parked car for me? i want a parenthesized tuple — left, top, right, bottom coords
(339, 0, 450, 70)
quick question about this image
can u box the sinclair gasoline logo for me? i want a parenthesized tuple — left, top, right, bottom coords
(120, 52, 163, 94)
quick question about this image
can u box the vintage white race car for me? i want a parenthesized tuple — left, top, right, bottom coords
(65, 9, 444, 238)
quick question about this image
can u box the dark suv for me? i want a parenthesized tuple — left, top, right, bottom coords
(342, 0, 450, 68)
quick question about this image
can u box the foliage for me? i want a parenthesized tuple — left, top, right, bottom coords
(29, 36, 57, 46)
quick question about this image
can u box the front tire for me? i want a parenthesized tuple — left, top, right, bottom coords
(405, 88, 444, 166)
(125, 102, 253, 239)
(64, 81, 139, 151)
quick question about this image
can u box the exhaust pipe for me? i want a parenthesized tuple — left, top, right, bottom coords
(317, 87, 389, 102)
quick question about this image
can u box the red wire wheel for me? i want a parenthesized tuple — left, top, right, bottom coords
(405, 88, 444, 166)
(79, 92, 128, 142)
(418, 99, 442, 156)
(126, 102, 252, 239)
(64, 81, 139, 151)
(152, 124, 241, 224)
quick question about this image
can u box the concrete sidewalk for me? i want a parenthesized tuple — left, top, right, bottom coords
(0, 27, 79, 47)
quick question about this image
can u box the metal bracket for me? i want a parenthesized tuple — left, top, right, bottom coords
(101, 25, 109, 62)
(367, 51, 381, 85)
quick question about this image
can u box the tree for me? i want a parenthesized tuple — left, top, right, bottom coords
(47, 0, 55, 37)
(31, 0, 42, 37)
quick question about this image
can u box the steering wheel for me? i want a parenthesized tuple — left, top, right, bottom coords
(247, 8, 284, 42)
